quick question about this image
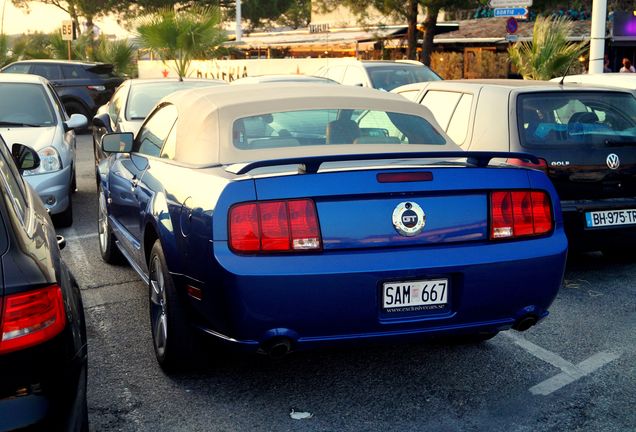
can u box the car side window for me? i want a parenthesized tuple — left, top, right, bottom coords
(160, 125, 177, 160)
(31, 64, 63, 81)
(109, 87, 125, 124)
(341, 66, 367, 87)
(3, 63, 30, 74)
(446, 93, 473, 146)
(420, 90, 462, 130)
(135, 104, 177, 158)
(47, 83, 68, 120)
(0, 149, 28, 223)
(61, 64, 86, 79)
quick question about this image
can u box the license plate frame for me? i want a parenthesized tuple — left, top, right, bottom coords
(585, 209, 636, 228)
(382, 278, 449, 313)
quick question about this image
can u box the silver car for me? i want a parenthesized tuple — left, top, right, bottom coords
(92, 78, 226, 173)
(0, 73, 87, 226)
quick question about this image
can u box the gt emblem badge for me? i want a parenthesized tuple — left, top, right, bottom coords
(392, 202, 426, 237)
(607, 153, 620, 170)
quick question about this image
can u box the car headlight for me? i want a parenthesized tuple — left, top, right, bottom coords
(23, 147, 62, 176)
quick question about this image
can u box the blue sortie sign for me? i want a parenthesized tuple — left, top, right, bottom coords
(494, 7, 527, 17)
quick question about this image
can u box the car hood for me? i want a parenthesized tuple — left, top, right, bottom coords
(0, 126, 57, 152)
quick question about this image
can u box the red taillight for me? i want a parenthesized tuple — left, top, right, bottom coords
(490, 191, 553, 240)
(506, 158, 548, 173)
(229, 199, 321, 253)
(0, 285, 66, 355)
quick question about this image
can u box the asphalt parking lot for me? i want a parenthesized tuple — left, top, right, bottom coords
(58, 134, 635, 432)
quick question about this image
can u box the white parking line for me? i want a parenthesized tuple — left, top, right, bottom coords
(503, 331, 621, 396)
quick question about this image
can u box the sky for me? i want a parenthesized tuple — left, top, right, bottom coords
(1, 1, 132, 37)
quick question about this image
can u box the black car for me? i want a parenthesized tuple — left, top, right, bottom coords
(1, 60, 124, 119)
(0, 135, 87, 431)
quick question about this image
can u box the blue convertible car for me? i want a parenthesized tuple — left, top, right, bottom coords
(96, 84, 568, 372)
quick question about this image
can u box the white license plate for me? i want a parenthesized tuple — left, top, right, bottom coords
(382, 279, 448, 311)
(585, 209, 636, 228)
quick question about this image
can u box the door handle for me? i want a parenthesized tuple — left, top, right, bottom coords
(131, 176, 139, 191)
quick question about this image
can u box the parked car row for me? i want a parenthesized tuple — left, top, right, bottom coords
(3, 57, 633, 430)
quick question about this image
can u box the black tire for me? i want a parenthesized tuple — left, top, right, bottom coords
(149, 239, 199, 373)
(97, 187, 124, 264)
(71, 164, 77, 193)
(53, 192, 73, 227)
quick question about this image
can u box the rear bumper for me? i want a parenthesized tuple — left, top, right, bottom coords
(0, 333, 86, 432)
(561, 198, 636, 250)
(195, 234, 568, 352)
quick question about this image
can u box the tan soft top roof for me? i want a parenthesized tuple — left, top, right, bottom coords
(160, 83, 459, 166)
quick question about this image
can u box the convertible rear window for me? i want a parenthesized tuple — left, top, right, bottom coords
(232, 109, 446, 149)
(517, 92, 636, 147)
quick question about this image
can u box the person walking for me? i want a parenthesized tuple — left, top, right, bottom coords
(620, 58, 635, 73)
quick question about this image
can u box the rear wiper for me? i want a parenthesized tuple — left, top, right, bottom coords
(0, 121, 42, 127)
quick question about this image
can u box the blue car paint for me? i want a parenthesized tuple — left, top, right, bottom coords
(99, 154, 567, 353)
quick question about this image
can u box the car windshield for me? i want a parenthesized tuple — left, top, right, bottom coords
(518, 92, 636, 147)
(368, 65, 441, 91)
(232, 108, 446, 149)
(0, 83, 56, 127)
(126, 81, 222, 120)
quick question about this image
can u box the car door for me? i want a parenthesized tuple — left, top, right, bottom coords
(108, 104, 177, 262)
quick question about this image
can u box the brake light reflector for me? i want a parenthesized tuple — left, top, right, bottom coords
(490, 191, 553, 240)
(505, 157, 548, 173)
(0, 285, 66, 355)
(229, 199, 321, 253)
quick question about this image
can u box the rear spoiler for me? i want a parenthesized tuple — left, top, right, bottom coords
(225, 151, 540, 175)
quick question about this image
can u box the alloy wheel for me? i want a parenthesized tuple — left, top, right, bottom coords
(98, 191, 109, 253)
(149, 255, 168, 358)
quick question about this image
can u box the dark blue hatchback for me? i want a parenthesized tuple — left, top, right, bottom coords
(96, 84, 567, 373)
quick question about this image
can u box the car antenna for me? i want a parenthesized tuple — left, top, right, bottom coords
(558, 57, 604, 85)
(558, 57, 577, 86)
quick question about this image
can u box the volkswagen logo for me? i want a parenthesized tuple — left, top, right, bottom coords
(392, 202, 426, 237)
(607, 153, 620, 170)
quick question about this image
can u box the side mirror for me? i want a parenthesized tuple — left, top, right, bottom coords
(65, 113, 88, 131)
(102, 132, 134, 153)
(11, 143, 40, 172)
(93, 113, 113, 133)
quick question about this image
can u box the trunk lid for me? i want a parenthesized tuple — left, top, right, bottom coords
(251, 164, 534, 250)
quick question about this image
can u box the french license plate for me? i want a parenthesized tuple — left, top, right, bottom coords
(382, 279, 448, 312)
(585, 209, 636, 228)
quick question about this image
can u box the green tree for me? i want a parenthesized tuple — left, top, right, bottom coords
(508, 16, 587, 80)
(136, 6, 226, 80)
(315, 0, 477, 64)
(276, 0, 311, 28)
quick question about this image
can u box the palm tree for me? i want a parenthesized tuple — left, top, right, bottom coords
(508, 16, 588, 80)
(136, 6, 226, 81)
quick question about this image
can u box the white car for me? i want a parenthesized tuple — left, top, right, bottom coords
(0, 73, 87, 226)
(551, 73, 636, 91)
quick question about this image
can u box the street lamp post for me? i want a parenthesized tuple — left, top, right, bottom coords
(589, 0, 607, 74)
(235, 0, 242, 43)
